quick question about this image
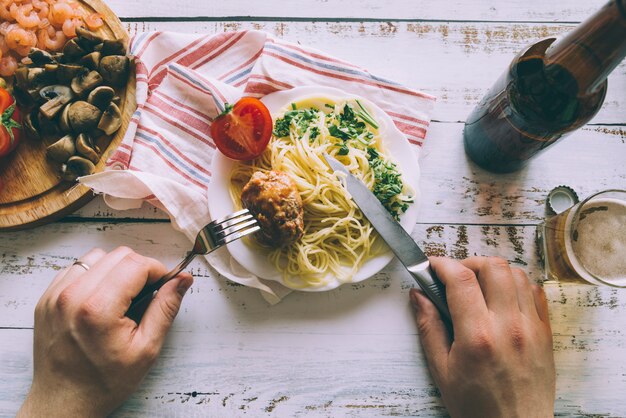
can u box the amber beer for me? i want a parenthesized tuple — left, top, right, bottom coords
(539, 190, 626, 287)
(464, 0, 626, 172)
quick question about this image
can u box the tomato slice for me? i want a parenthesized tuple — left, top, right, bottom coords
(210, 97, 272, 161)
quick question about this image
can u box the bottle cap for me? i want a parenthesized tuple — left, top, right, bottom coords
(547, 186, 579, 215)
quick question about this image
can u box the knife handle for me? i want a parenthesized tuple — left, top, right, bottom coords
(409, 263, 450, 322)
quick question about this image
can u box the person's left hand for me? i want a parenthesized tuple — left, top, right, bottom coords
(17, 246, 193, 418)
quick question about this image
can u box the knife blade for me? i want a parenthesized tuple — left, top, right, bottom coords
(323, 154, 450, 321)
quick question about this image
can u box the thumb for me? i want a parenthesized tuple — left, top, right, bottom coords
(137, 273, 193, 349)
(410, 288, 451, 385)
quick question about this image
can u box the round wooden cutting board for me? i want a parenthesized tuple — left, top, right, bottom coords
(0, 0, 136, 231)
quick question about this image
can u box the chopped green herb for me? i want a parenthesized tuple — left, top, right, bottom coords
(328, 125, 350, 140)
(291, 103, 297, 110)
(337, 144, 350, 155)
(367, 147, 408, 220)
(273, 107, 321, 139)
(310, 126, 320, 140)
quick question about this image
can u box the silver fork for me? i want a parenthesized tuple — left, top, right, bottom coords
(127, 209, 260, 316)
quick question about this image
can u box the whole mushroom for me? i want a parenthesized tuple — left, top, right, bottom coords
(46, 135, 75, 163)
(62, 156, 96, 181)
(99, 55, 130, 87)
(71, 70, 103, 97)
(68, 101, 102, 133)
(87, 86, 115, 111)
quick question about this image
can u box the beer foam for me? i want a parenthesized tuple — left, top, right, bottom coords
(569, 198, 626, 285)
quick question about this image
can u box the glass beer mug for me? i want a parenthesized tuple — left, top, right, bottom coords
(537, 189, 626, 287)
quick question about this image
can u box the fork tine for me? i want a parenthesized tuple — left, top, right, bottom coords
(210, 208, 250, 227)
(211, 213, 254, 232)
(220, 224, 261, 246)
(214, 218, 259, 240)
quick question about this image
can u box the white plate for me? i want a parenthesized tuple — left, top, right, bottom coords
(207, 86, 421, 291)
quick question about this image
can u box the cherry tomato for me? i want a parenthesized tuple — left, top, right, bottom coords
(210, 97, 272, 161)
(0, 87, 22, 158)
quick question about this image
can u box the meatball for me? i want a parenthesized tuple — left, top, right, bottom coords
(241, 171, 305, 248)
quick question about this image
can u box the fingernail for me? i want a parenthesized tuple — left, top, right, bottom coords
(177, 279, 191, 296)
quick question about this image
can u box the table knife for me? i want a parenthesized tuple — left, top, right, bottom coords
(323, 154, 450, 321)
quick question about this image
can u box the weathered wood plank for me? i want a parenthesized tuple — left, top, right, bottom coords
(105, 0, 608, 23)
(70, 122, 626, 224)
(115, 21, 626, 125)
(2, 328, 624, 417)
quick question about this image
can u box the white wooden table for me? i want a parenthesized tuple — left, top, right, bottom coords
(2, 1, 626, 416)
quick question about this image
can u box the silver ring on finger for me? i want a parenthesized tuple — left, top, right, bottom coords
(72, 260, 90, 271)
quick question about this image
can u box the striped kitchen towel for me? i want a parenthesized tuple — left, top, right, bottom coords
(80, 30, 436, 304)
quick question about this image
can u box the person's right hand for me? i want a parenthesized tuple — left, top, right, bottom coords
(410, 257, 555, 418)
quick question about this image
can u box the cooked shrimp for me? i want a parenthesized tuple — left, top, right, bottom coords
(84, 12, 103, 30)
(0, 55, 18, 77)
(15, 4, 41, 28)
(49, 2, 72, 26)
(6, 27, 36, 50)
(61, 16, 81, 37)
(40, 27, 65, 50)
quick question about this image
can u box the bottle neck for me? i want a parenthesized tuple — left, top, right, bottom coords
(544, 0, 626, 95)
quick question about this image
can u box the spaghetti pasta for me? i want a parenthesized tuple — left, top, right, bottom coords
(229, 96, 413, 289)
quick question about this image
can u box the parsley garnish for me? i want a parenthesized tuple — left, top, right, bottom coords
(367, 147, 410, 220)
(273, 108, 321, 139)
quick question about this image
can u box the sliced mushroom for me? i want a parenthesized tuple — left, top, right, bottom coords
(99, 55, 129, 87)
(87, 86, 115, 111)
(79, 51, 101, 70)
(75, 133, 100, 164)
(57, 64, 84, 85)
(59, 104, 72, 133)
(97, 102, 122, 135)
(76, 27, 104, 48)
(46, 135, 75, 163)
(62, 156, 96, 181)
(68, 101, 102, 133)
(23, 110, 41, 140)
(39, 85, 74, 119)
(101, 39, 126, 56)
(63, 38, 86, 60)
(28, 48, 56, 66)
(71, 70, 103, 96)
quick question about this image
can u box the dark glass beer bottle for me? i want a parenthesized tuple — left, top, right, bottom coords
(463, 0, 626, 173)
